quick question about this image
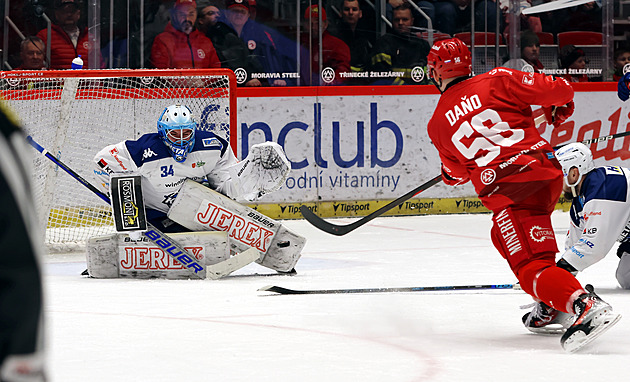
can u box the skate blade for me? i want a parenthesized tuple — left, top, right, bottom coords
(562, 313, 622, 353)
(526, 325, 567, 335)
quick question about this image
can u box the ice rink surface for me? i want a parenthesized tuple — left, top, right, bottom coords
(44, 211, 628, 382)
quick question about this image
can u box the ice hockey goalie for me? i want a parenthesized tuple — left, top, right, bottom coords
(85, 104, 305, 279)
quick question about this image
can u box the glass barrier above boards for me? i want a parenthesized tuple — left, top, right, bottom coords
(1, 0, 627, 85)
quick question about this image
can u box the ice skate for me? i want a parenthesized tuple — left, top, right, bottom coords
(522, 301, 573, 335)
(561, 288, 622, 353)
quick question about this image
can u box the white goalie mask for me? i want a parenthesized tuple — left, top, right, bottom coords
(157, 104, 197, 162)
(555, 142, 595, 190)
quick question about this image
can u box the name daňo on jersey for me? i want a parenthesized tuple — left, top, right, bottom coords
(445, 94, 482, 126)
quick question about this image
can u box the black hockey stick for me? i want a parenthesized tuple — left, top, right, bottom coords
(300, 118, 630, 236)
(258, 283, 517, 295)
(300, 174, 442, 236)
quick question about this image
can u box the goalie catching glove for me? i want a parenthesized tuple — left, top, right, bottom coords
(229, 142, 291, 201)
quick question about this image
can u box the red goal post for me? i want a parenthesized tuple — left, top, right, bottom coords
(0, 68, 237, 250)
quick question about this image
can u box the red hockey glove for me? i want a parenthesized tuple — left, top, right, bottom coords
(441, 164, 468, 186)
(552, 101, 574, 126)
(542, 106, 556, 125)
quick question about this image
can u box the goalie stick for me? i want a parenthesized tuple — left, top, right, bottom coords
(27, 136, 258, 280)
(301, 115, 630, 236)
(258, 283, 517, 295)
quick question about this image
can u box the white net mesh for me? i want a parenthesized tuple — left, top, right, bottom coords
(0, 69, 235, 251)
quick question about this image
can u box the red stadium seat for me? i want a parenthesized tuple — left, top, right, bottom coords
(557, 31, 603, 48)
(536, 32, 555, 45)
(453, 32, 504, 45)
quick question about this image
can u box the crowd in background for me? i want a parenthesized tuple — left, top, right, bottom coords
(1, 0, 628, 86)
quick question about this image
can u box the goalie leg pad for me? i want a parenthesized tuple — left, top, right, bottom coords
(86, 231, 229, 279)
(167, 179, 305, 272)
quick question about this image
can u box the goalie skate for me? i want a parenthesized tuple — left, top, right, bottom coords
(522, 301, 573, 335)
(560, 289, 622, 353)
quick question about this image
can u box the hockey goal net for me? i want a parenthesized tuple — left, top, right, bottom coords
(0, 69, 236, 251)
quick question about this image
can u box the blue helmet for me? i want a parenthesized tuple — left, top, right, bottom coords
(157, 104, 197, 162)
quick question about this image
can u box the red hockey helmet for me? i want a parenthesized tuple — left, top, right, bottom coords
(427, 38, 472, 83)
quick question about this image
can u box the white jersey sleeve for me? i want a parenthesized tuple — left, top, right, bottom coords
(561, 166, 630, 271)
(93, 140, 138, 194)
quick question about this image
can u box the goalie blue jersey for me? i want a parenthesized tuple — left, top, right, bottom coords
(93, 130, 239, 213)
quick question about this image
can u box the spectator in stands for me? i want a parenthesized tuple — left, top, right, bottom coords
(17, 37, 47, 70)
(36, 0, 90, 69)
(224, 0, 295, 86)
(150, 0, 221, 69)
(613, 46, 630, 82)
(329, 0, 373, 76)
(300, 4, 351, 85)
(503, 30, 544, 73)
(559, 44, 589, 82)
(196, 0, 264, 86)
(367, 3, 430, 85)
(386, 0, 435, 30)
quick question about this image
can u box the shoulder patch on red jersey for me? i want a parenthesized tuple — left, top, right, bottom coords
(522, 75, 534, 86)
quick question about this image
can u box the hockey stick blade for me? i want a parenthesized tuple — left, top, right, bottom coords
(300, 174, 442, 236)
(258, 283, 516, 295)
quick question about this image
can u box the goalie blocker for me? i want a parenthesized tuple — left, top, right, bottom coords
(168, 179, 305, 272)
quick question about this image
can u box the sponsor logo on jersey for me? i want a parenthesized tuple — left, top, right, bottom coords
(529, 225, 554, 242)
(109, 147, 127, 170)
(196, 201, 275, 253)
(480, 168, 496, 185)
(192, 160, 206, 168)
(142, 148, 157, 159)
(570, 246, 584, 258)
(522, 75, 534, 86)
(164, 178, 186, 188)
(97, 158, 113, 174)
(202, 137, 222, 148)
(578, 238, 595, 248)
(584, 211, 602, 221)
(585, 227, 598, 235)
(120, 246, 204, 270)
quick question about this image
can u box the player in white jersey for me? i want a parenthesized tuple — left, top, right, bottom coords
(523, 142, 628, 336)
(554, 142, 630, 288)
(93, 104, 290, 233)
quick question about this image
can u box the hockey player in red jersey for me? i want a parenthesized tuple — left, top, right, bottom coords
(426, 38, 621, 352)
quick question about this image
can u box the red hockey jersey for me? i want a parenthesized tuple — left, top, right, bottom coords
(427, 68, 574, 212)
